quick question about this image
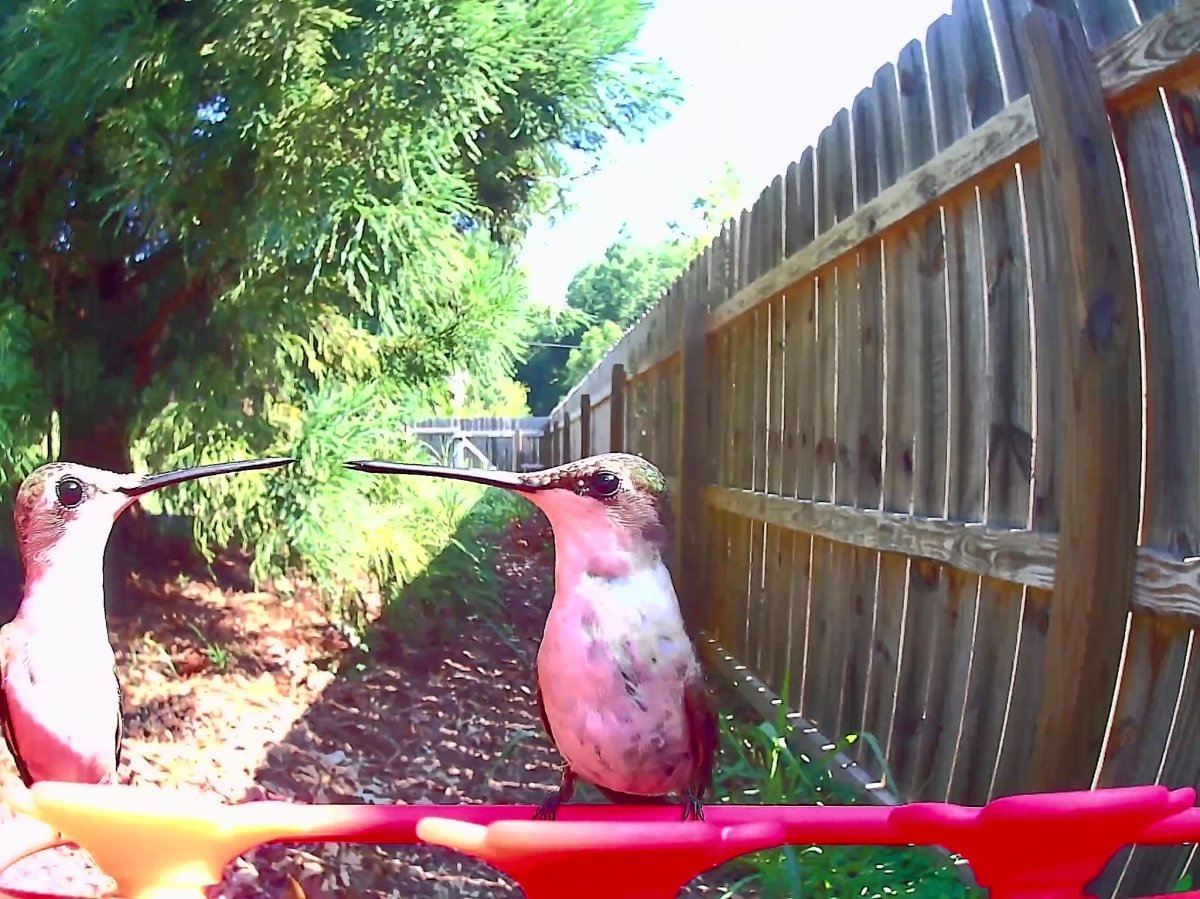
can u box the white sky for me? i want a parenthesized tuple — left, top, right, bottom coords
(518, 0, 955, 310)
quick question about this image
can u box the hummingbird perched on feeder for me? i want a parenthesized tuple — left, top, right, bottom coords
(345, 452, 718, 821)
(0, 456, 295, 790)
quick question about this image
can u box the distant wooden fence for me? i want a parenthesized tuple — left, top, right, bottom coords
(409, 417, 548, 472)
(542, 1, 1200, 894)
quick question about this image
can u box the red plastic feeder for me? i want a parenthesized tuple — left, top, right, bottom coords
(0, 783, 1199, 898)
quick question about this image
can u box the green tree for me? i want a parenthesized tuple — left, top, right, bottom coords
(562, 319, 625, 387)
(516, 162, 744, 411)
(512, 302, 590, 415)
(0, 0, 678, 615)
(0, 0, 674, 472)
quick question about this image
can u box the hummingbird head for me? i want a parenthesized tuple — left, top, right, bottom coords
(12, 457, 295, 576)
(515, 453, 674, 556)
(345, 452, 675, 569)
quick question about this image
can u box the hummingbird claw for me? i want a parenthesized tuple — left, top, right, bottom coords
(533, 766, 575, 820)
(680, 792, 705, 822)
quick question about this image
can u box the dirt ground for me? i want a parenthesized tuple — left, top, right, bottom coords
(0, 512, 734, 898)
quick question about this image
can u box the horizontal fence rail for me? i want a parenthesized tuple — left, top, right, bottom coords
(540, 2, 1200, 895)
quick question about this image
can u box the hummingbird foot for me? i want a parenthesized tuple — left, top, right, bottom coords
(680, 789, 706, 822)
(532, 795, 562, 821)
(532, 766, 577, 821)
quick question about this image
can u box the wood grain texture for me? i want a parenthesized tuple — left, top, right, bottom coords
(707, 240, 727, 486)
(824, 105, 858, 738)
(537, 2, 1200, 859)
(864, 59, 910, 783)
(1097, 14, 1200, 890)
(891, 35, 950, 797)
(777, 181, 807, 710)
(846, 83, 887, 767)
(803, 116, 842, 729)
(747, 302, 769, 672)
(924, 5, 985, 804)
(728, 304, 751, 660)
(786, 274, 818, 711)
(1130, 83, 1200, 899)
(560, 408, 571, 463)
(1019, 4, 1143, 795)
(709, 284, 732, 646)
(750, 252, 774, 670)
(545, 4, 1199, 427)
(705, 485, 1200, 624)
(763, 292, 789, 688)
(699, 3, 1199, 339)
(829, 259, 860, 739)
(578, 394, 592, 459)
(677, 271, 710, 632)
(706, 97, 1034, 336)
(940, 0, 1017, 810)
(1089, 0, 1200, 109)
(967, 0, 1042, 806)
(608, 363, 626, 454)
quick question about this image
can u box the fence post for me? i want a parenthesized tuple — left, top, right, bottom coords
(677, 265, 710, 631)
(561, 408, 571, 463)
(610, 364, 627, 453)
(580, 394, 592, 458)
(512, 425, 523, 472)
(1018, 5, 1142, 793)
(539, 422, 551, 468)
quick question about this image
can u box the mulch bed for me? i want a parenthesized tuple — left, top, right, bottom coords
(0, 513, 735, 898)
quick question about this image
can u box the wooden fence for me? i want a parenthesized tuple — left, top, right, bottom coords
(408, 417, 547, 472)
(542, 1, 1200, 894)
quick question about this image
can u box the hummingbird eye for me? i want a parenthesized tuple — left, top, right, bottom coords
(55, 476, 85, 509)
(589, 470, 621, 499)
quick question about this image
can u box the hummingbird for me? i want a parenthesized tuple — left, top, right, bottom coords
(0, 456, 294, 789)
(344, 452, 718, 821)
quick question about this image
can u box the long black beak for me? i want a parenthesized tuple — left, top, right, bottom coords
(119, 457, 296, 497)
(343, 460, 538, 493)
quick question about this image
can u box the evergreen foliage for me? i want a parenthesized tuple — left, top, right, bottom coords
(0, 0, 677, 627)
(516, 160, 743, 412)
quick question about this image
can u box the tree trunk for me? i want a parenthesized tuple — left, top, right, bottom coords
(58, 388, 150, 614)
(58, 411, 134, 473)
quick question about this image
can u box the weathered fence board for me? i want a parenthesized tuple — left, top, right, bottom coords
(537, 4, 1200, 896)
(409, 417, 547, 471)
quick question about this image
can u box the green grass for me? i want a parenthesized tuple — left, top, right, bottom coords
(187, 621, 233, 673)
(711, 691, 982, 899)
(377, 482, 527, 643)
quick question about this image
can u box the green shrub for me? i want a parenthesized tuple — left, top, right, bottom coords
(713, 696, 981, 899)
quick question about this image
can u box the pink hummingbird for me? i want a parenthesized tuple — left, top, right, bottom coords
(0, 457, 294, 789)
(345, 452, 719, 821)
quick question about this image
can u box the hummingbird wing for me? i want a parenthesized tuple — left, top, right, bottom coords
(535, 682, 558, 750)
(683, 669, 719, 798)
(0, 625, 35, 787)
(112, 662, 124, 779)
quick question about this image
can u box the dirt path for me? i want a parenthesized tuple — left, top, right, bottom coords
(0, 513, 731, 898)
